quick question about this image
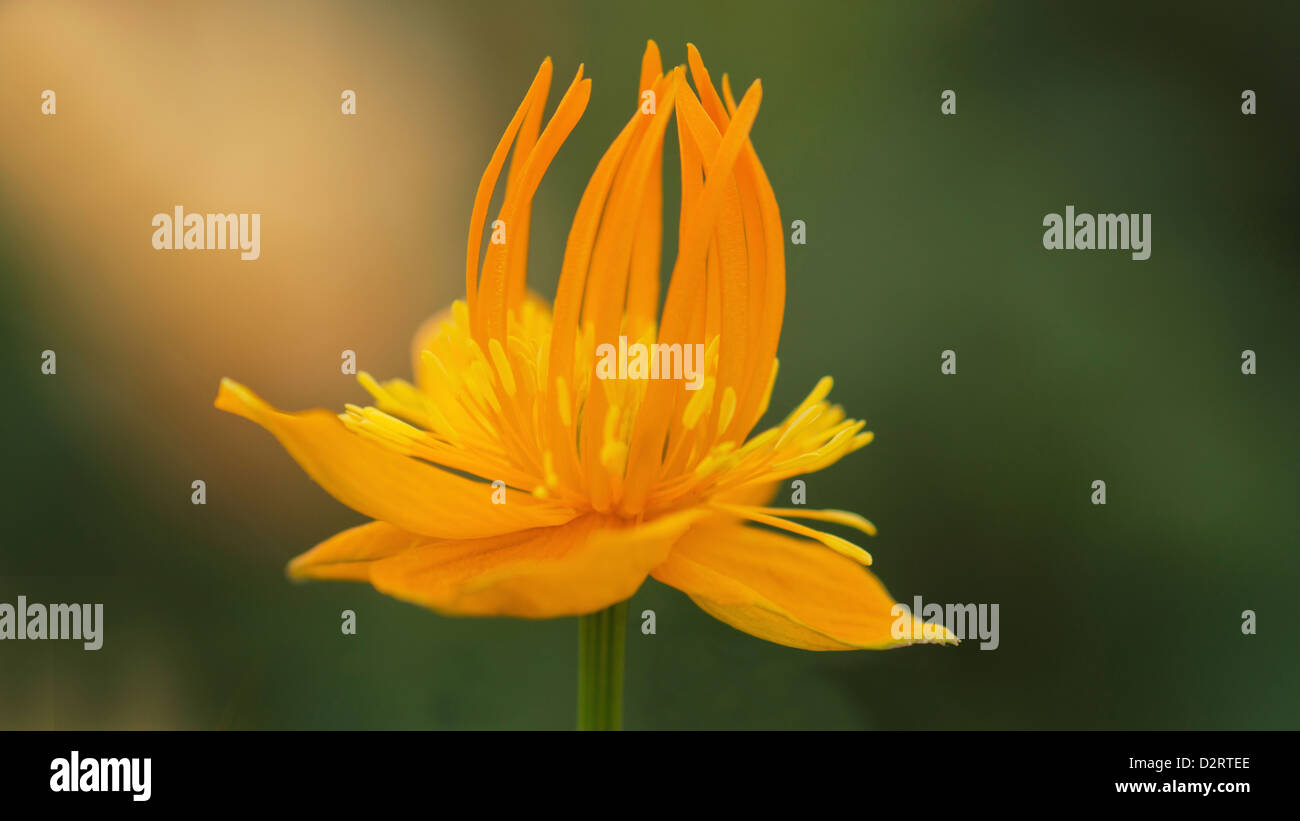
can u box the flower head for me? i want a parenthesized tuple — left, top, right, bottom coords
(217, 42, 953, 650)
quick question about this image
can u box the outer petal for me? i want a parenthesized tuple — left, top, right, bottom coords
(215, 378, 576, 539)
(288, 521, 424, 582)
(294, 511, 704, 619)
(652, 520, 957, 650)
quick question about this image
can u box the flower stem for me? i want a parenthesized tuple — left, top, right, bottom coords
(577, 601, 627, 730)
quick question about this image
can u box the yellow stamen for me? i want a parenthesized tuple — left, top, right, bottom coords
(489, 338, 518, 397)
(711, 503, 873, 565)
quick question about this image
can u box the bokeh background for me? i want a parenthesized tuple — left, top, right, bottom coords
(1, 0, 1296, 729)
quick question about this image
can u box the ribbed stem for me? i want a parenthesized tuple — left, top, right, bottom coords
(577, 601, 627, 730)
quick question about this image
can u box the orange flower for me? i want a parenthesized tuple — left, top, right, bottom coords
(217, 42, 953, 652)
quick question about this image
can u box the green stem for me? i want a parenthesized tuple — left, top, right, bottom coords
(577, 601, 627, 730)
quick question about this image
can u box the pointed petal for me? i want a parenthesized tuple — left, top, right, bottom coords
(215, 378, 576, 539)
(652, 520, 957, 650)
(478, 67, 591, 342)
(579, 69, 681, 510)
(467, 59, 553, 308)
(622, 79, 763, 515)
(688, 45, 785, 443)
(367, 510, 703, 618)
(289, 521, 424, 582)
(625, 40, 666, 335)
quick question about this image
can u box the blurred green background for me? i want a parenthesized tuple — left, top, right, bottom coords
(1, 0, 1296, 729)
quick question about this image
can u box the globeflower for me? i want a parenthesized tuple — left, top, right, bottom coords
(217, 42, 953, 730)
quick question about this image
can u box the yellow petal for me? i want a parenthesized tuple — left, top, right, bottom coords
(652, 520, 957, 650)
(367, 510, 703, 619)
(289, 521, 423, 582)
(215, 378, 576, 539)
